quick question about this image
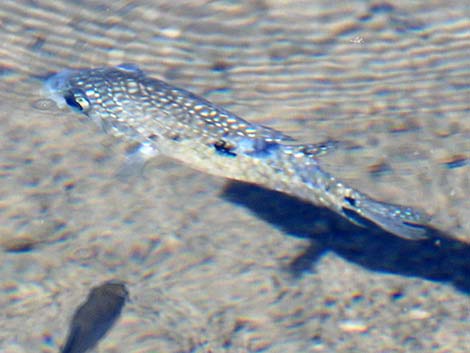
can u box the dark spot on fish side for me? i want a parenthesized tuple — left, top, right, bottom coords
(344, 196, 356, 207)
(213, 140, 237, 157)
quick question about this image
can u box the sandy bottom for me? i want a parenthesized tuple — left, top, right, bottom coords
(0, 1, 469, 352)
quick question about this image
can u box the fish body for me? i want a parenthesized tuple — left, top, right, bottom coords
(44, 64, 429, 240)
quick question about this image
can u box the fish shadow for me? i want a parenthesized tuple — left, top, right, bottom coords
(222, 181, 470, 295)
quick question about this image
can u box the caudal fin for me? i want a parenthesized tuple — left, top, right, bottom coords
(342, 193, 429, 240)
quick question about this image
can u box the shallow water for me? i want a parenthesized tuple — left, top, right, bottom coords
(0, 1, 469, 352)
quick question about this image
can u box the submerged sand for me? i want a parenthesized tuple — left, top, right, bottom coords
(0, 1, 469, 352)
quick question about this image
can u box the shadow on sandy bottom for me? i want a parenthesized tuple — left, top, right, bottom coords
(222, 182, 470, 295)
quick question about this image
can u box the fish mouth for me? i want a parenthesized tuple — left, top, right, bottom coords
(42, 70, 75, 108)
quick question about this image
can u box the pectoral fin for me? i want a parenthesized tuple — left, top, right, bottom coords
(116, 142, 159, 180)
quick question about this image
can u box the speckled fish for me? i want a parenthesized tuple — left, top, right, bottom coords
(60, 281, 128, 353)
(44, 64, 429, 240)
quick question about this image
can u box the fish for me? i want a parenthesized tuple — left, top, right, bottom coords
(44, 64, 429, 240)
(60, 281, 128, 353)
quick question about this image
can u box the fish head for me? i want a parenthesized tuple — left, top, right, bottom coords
(43, 65, 146, 127)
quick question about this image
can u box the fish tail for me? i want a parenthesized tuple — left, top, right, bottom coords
(280, 144, 429, 240)
(340, 189, 429, 240)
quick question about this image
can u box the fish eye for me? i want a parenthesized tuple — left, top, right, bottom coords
(63, 90, 91, 112)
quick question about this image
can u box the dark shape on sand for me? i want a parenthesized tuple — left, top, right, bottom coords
(61, 280, 128, 353)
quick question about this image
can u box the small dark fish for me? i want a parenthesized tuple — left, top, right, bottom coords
(44, 64, 430, 240)
(61, 281, 128, 353)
